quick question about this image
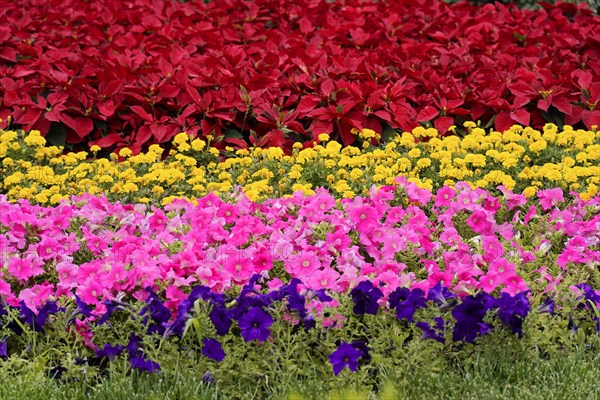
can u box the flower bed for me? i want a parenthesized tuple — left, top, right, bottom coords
(1, 124, 599, 205)
(2, 0, 600, 396)
(0, 182, 598, 382)
(0, 0, 598, 151)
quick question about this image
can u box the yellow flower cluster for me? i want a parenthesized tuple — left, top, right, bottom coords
(0, 123, 598, 206)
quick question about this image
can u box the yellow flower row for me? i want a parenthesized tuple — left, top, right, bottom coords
(0, 122, 599, 206)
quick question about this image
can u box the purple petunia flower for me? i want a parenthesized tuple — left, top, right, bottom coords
(96, 343, 125, 361)
(329, 342, 363, 376)
(350, 281, 384, 315)
(0, 338, 7, 358)
(416, 317, 447, 344)
(389, 287, 427, 322)
(141, 288, 172, 335)
(74, 295, 93, 318)
(18, 300, 60, 333)
(238, 307, 273, 342)
(537, 296, 555, 315)
(209, 305, 232, 336)
(426, 282, 456, 307)
(496, 291, 530, 338)
(130, 356, 161, 373)
(351, 340, 371, 362)
(452, 293, 494, 343)
(202, 338, 226, 362)
(287, 293, 307, 319)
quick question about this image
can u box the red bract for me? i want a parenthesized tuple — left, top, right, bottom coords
(0, 0, 599, 151)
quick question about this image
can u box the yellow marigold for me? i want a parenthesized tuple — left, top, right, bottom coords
(529, 140, 547, 153)
(350, 168, 363, 180)
(119, 148, 133, 158)
(576, 152, 588, 163)
(522, 186, 537, 198)
(122, 182, 139, 193)
(324, 159, 336, 169)
(24, 130, 46, 147)
(161, 196, 178, 206)
(397, 157, 412, 172)
(399, 132, 415, 147)
(4, 172, 23, 186)
(173, 132, 189, 144)
(49, 193, 64, 204)
(502, 157, 518, 169)
(177, 142, 191, 152)
(152, 185, 165, 195)
(0, 143, 7, 158)
(359, 129, 377, 139)
(412, 126, 427, 138)
(0, 131, 18, 143)
(416, 158, 431, 168)
(318, 133, 330, 141)
(425, 128, 438, 138)
(563, 157, 576, 168)
(266, 147, 284, 160)
(90, 145, 101, 153)
(407, 148, 421, 158)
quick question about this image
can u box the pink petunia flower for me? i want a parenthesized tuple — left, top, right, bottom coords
(435, 186, 456, 208)
(538, 188, 564, 211)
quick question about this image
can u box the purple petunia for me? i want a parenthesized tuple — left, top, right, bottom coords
(537, 296, 555, 315)
(426, 282, 456, 307)
(238, 307, 273, 342)
(416, 317, 447, 344)
(350, 281, 384, 315)
(96, 343, 125, 361)
(452, 293, 494, 343)
(496, 291, 530, 338)
(389, 287, 427, 322)
(329, 342, 363, 376)
(130, 356, 161, 373)
(202, 338, 226, 362)
(209, 305, 233, 336)
(0, 338, 7, 358)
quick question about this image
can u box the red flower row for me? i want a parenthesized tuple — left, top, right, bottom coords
(0, 0, 599, 152)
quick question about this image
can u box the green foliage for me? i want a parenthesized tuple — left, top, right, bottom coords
(0, 282, 599, 399)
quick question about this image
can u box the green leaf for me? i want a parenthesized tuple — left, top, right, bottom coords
(224, 129, 244, 139)
(45, 123, 67, 147)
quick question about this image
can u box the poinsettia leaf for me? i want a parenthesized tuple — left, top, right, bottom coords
(60, 115, 94, 139)
(582, 110, 600, 130)
(89, 133, 123, 148)
(97, 99, 117, 118)
(434, 116, 454, 135)
(416, 106, 439, 122)
(510, 109, 530, 126)
(495, 112, 514, 132)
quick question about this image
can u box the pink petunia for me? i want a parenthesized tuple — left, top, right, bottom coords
(434, 186, 456, 208)
(501, 275, 529, 296)
(305, 268, 341, 291)
(288, 249, 321, 277)
(480, 273, 499, 293)
(537, 188, 564, 211)
(8, 255, 45, 282)
(466, 210, 494, 235)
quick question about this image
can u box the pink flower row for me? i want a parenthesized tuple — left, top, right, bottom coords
(0, 178, 598, 316)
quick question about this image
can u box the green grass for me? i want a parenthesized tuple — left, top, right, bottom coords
(1, 348, 599, 400)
